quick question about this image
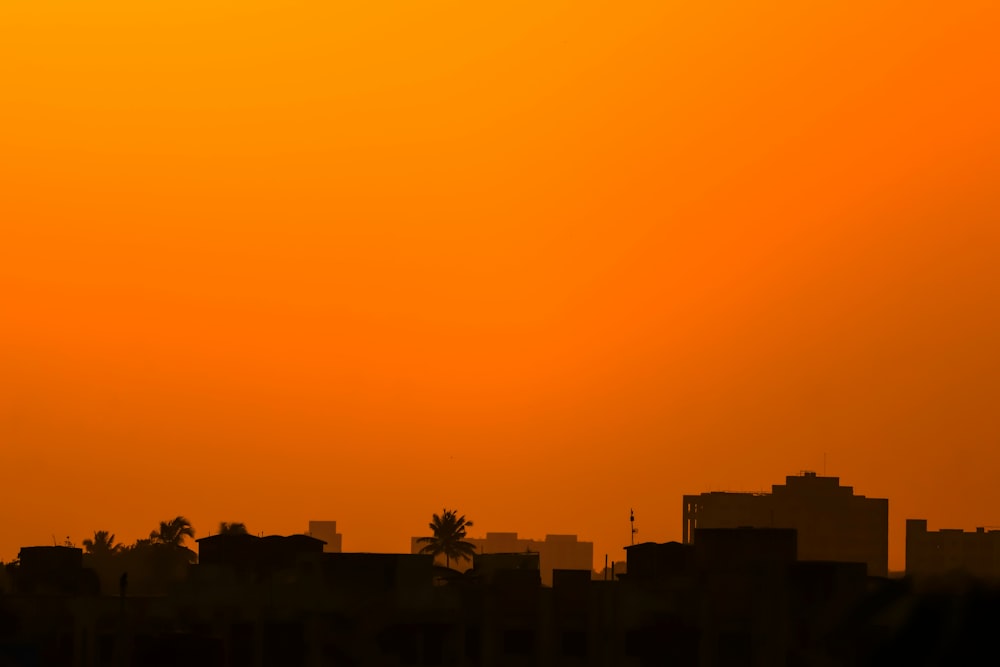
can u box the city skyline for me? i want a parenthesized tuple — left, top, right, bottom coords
(3, 2, 1000, 584)
(8, 521, 998, 665)
(5, 469, 993, 575)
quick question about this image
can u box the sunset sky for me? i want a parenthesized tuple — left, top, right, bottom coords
(1, 2, 999, 571)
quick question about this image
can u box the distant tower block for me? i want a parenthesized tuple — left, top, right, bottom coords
(308, 521, 343, 553)
(682, 472, 889, 577)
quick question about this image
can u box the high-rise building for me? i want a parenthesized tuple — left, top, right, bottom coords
(307, 521, 343, 553)
(682, 472, 888, 576)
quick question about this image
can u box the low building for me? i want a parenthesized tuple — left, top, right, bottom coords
(471, 551, 541, 586)
(623, 541, 692, 583)
(12, 546, 98, 596)
(410, 532, 593, 585)
(621, 528, 870, 666)
(196, 533, 326, 579)
(906, 519, 1000, 578)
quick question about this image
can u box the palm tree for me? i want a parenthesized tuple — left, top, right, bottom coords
(218, 522, 248, 535)
(82, 530, 121, 556)
(149, 516, 195, 547)
(416, 509, 477, 569)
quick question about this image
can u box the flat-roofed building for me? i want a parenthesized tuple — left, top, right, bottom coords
(906, 519, 1000, 578)
(307, 521, 343, 553)
(410, 532, 593, 585)
(683, 472, 888, 576)
(197, 533, 326, 577)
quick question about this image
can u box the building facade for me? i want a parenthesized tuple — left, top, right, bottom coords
(682, 472, 889, 576)
(906, 519, 1000, 578)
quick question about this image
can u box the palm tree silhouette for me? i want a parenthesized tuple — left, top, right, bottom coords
(148, 516, 198, 568)
(149, 516, 195, 547)
(416, 509, 477, 569)
(82, 530, 121, 557)
(218, 522, 248, 535)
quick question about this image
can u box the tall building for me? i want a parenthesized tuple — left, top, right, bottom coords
(906, 519, 1000, 578)
(307, 521, 343, 553)
(410, 532, 593, 585)
(682, 472, 888, 576)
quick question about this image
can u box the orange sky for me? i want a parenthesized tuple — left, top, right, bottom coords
(1, 2, 999, 571)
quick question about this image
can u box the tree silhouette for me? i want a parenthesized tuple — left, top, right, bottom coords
(219, 522, 248, 535)
(82, 530, 121, 557)
(147, 516, 197, 570)
(416, 509, 477, 569)
(150, 516, 195, 547)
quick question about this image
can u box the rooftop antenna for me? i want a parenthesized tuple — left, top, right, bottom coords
(630, 508, 637, 546)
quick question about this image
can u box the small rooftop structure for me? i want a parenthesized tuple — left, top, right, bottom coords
(470, 552, 541, 587)
(14, 546, 97, 595)
(623, 541, 693, 582)
(196, 533, 325, 576)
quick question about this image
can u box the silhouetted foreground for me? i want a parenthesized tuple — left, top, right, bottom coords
(2, 527, 999, 666)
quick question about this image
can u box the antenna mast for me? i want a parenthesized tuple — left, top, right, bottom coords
(630, 508, 637, 546)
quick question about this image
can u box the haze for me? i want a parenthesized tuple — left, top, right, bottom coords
(2, 1, 999, 571)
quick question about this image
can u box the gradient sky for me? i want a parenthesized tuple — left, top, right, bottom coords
(1, 2, 999, 571)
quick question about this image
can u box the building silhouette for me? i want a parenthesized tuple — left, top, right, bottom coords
(196, 533, 327, 579)
(307, 520, 343, 553)
(906, 519, 1000, 578)
(682, 471, 889, 576)
(4, 524, 1000, 665)
(10, 546, 99, 596)
(621, 527, 872, 666)
(410, 532, 593, 585)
